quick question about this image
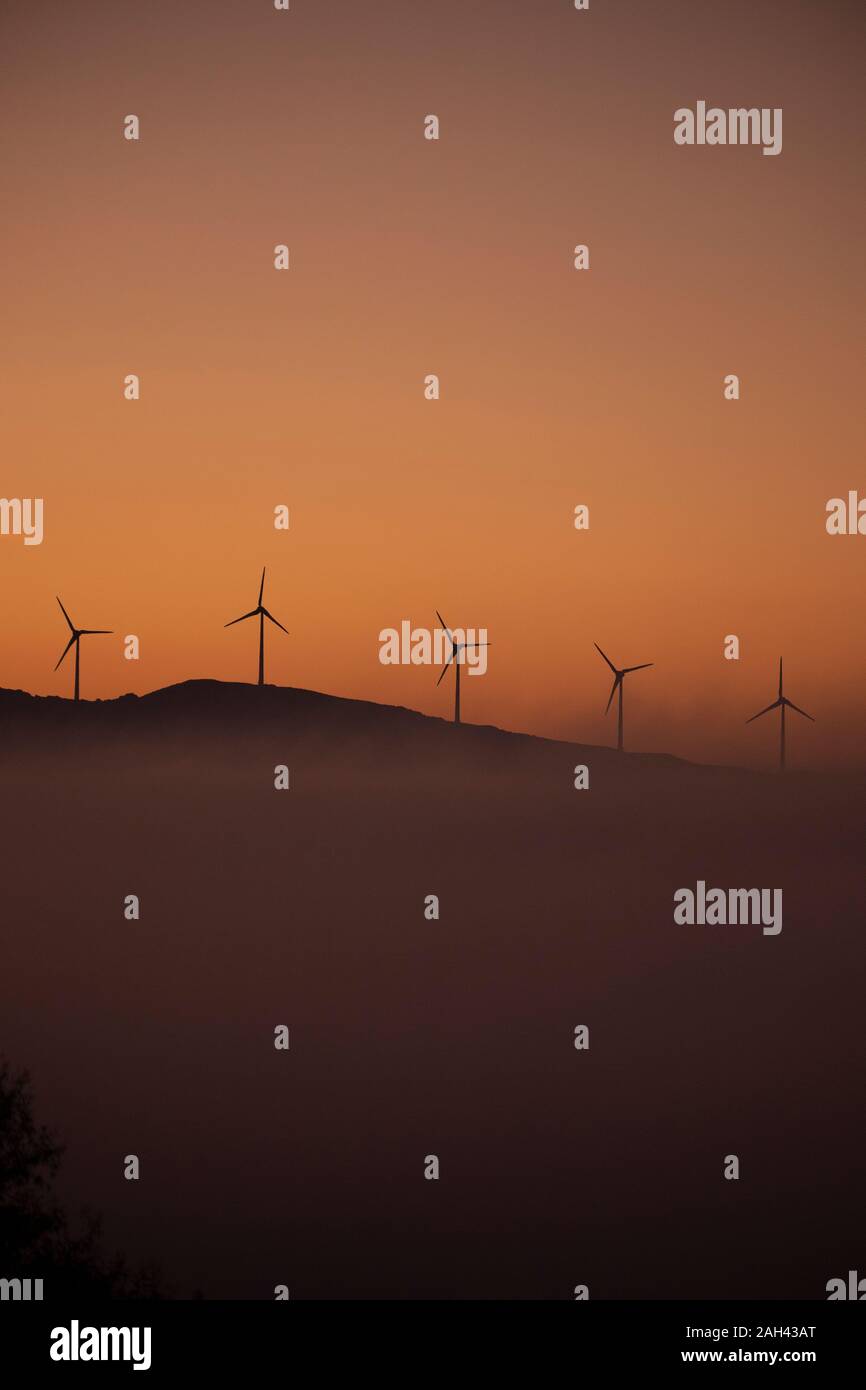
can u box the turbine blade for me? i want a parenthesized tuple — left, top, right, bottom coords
(466, 642, 490, 649)
(225, 609, 257, 628)
(435, 610, 453, 644)
(623, 662, 653, 673)
(258, 568, 266, 606)
(436, 662, 451, 688)
(604, 677, 619, 714)
(56, 596, 75, 632)
(785, 699, 814, 722)
(263, 608, 289, 635)
(80, 629, 112, 635)
(594, 642, 617, 674)
(54, 635, 76, 670)
(779, 657, 783, 698)
(746, 699, 781, 724)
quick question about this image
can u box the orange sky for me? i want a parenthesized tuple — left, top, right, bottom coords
(1, 0, 864, 768)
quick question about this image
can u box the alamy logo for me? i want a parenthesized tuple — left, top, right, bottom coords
(826, 492, 866, 535)
(49, 1320, 152, 1371)
(826, 1270, 866, 1300)
(674, 102, 782, 157)
(674, 881, 783, 936)
(0, 1276, 43, 1300)
(379, 620, 489, 676)
(0, 497, 43, 545)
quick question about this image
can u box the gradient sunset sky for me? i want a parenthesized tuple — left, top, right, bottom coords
(1, 0, 864, 768)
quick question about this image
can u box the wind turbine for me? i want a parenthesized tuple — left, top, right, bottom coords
(746, 658, 814, 771)
(435, 610, 489, 724)
(594, 643, 653, 752)
(54, 597, 112, 702)
(224, 568, 289, 686)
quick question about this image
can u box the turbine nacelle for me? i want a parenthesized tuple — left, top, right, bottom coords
(224, 604, 288, 635)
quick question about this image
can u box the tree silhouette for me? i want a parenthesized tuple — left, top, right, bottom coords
(0, 1058, 164, 1298)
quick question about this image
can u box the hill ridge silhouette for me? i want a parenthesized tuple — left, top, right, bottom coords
(0, 677, 784, 778)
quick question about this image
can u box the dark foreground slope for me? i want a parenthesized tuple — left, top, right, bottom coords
(1, 682, 863, 1298)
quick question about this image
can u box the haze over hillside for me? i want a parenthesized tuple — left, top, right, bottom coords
(1, 676, 863, 1298)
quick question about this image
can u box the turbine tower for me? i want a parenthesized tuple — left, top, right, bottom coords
(746, 658, 814, 771)
(435, 610, 489, 724)
(54, 597, 112, 702)
(594, 643, 653, 752)
(225, 568, 289, 686)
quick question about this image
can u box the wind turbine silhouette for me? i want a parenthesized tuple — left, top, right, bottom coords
(594, 643, 653, 752)
(746, 658, 814, 770)
(54, 597, 112, 702)
(224, 568, 288, 686)
(435, 610, 489, 724)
